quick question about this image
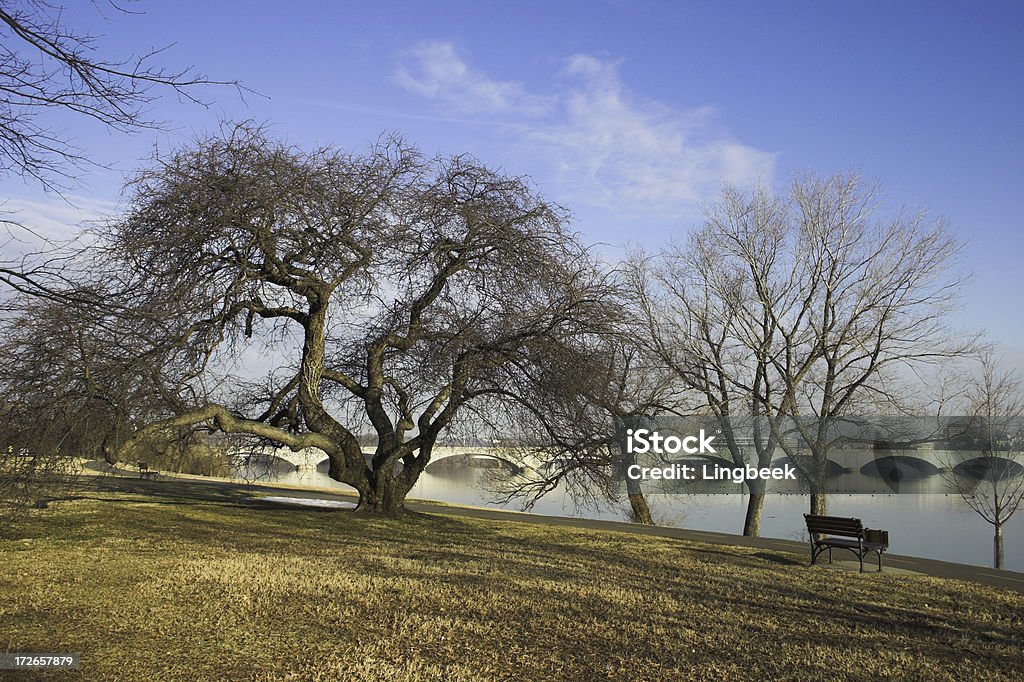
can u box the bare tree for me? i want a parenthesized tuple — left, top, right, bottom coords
(0, 0, 236, 190)
(631, 187, 792, 536)
(638, 173, 972, 526)
(944, 353, 1024, 569)
(0, 263, 215, 513)
(486, 328, 679, 525)
(93, 125, 616, 514)
(772, 173, 973, 514)
(0, 0, 240, 309)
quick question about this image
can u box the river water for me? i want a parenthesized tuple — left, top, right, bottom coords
(240, 459, 1024, 573)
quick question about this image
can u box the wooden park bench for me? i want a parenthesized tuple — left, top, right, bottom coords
(138, 462, 159, 480)
(804, 514, 889, 572)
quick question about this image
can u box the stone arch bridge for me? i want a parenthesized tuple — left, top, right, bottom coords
(235, 445, 542, 475)
(232, 443, 1020, 493)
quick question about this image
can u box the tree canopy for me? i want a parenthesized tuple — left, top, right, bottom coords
(87, 125, 618, 513)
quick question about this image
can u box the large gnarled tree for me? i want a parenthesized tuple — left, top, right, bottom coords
(104, 125, 614, 514)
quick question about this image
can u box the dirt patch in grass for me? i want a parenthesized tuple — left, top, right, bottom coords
(1, 491, 1022, 681)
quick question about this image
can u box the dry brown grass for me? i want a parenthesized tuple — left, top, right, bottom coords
(0, 489, 1022, 681)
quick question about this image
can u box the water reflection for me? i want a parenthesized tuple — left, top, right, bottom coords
(233, 458, 1023, 572)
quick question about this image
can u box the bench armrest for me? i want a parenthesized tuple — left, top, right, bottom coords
(863, 529, 889, 548)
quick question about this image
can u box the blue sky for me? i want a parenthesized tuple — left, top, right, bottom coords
(2, 0, 1022, 363)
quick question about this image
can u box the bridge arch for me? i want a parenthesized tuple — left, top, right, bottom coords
(953, 457, 1024, 480)
(425, 452, 528, 475)
(861, 455, 941, 483)
(231, 450, 302, 476)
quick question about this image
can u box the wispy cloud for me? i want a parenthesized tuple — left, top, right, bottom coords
(395, 42, 775, 221)
(395, 42, 552, 117)
(1, 195, 119, 259)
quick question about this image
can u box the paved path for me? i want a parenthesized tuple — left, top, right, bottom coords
(84, 466, 1024, 592)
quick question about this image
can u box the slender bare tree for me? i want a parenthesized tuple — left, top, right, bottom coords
(944, 353, 1024, 569)
(485, 328, 679, 525)
(774, 173, 973, 514)
(631, 187, 793, 536)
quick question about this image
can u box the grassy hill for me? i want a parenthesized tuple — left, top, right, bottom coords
(1, 485, 1022, 681)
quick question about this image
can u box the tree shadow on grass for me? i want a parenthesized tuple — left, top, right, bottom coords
(82, 474, 349, 508)
(43, 476, 495, 554)
(751, 551, 804, 566)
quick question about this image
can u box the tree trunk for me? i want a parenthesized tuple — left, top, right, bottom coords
(621, 434, 654, 525)
(356, 474, 406, 515)
(627, 491, 653, 525)
(743, 487, 765, 537)
(994, 523, 1004, 569)
(810, 491, 827, 516)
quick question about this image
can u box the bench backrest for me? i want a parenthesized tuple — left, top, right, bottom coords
(804, 514, 863, 538)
